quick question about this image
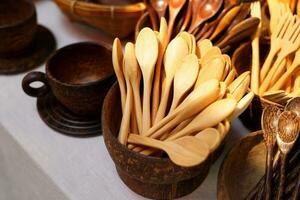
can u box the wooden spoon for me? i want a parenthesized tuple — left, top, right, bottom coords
(228, 91, 255, 120)
(143, 0, 159, 30)
(154, 37, 189, 124)
(169, 54, 199, 113)
(285, 97, 300, 116)
(167, 0, 186, 40)
(135, 28, 159, 132)
(196, 39, 212, 56)
(118, 43, 137, 144)
(128, 134, 210, 167)
(276, 111, 300, 200)
(112, 38, 126, 112)
(200, 46, 222, 66)
(195, 55, 225, 87)
(209, 5, 241, 41)
(188, 0, 223, 33)
(180, 0, 193, 31)
(151, 0, 169, 20)
(152, 17, 168, 124)
(195, 128, 221, 152)
(146, 79, 220, 139)
(177, 32, 193, 53)
(261, 105, 282, 200)
(167, 98, 237, 140)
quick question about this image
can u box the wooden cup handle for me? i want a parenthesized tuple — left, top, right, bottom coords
(22, 72, 50, 97)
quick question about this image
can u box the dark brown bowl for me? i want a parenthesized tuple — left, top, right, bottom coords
(232, 41, 283, 131)
(102, 83, 229, 199)
(0, 0, 37, 56)
(22, 42, 115, 116)
(217, 131, 266, 200)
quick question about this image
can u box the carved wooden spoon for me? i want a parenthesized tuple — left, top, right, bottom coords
(128, 134, 210, 167)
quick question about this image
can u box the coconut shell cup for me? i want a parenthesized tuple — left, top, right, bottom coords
(102, 83, 228, 199)
(232, 41, 283, 131)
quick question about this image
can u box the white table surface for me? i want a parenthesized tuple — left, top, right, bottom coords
(0, 1, 250, 199)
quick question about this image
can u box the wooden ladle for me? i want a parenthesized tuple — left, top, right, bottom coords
(128, 134, 210, 167)
(135, 28, 159, 132)
(188, 0, 223, 33)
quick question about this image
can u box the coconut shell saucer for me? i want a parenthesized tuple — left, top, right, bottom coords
(0, 25, 56, 75)
(37, 92, 101, 137)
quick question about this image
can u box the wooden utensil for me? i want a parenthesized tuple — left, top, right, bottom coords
(199, 46, 222, 66)
(125, 43, 143, 134)
(146, 79, 220, 139)
(259, 13, 293, 82)
(209, 5, 241, 41)
(112, 38, 126, 112)
(143, 0, 159, 31)
(154, 37, 189, 124)
(276, 111, 300, 200)
(261, 105, 282, 200)
(195, 128, 221, 152)
(169, 54, 199, 113)
(118, 43, 136, 144)
(250, 1, 261, 95)
(127, 134, 210, 167)
(270, 50, 300, 91)
(226, 3, 251, 32)
(228, 91, 255, 120)
(135, 28, 159, 132)
(167, 0, 186, 40)
(216, 17, 260, 49)
(188, 0, 223, 33)
(259, 16, 300, 94)
(196, 39, 213, 58)
(180, 0, 193, 31)
(285, 97, 300, 116)
(152, 17, 168, 124)
(195, 56, 225, 87)
(167, 98, 236, 140)
(151, 0, 169, 19)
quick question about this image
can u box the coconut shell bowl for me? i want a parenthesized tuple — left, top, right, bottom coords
(0, 0, 56, 74)
(102, 83, 230, 200)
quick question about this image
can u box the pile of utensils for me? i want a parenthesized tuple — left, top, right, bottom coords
(250, 3, 300, 105)
(246, 97, 300, 200)
(142, 0, 260, 52)
(112, 19, 254, 167)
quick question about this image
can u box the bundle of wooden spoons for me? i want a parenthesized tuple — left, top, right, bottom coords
(112, 21, 253, 167)
(140, 0, 260, 52)
(248, 4, 300, 105)
(246, 97, 300, 200)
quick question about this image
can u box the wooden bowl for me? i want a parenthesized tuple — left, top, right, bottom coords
(53, 0, 146, 38)
(232, 42, 283, 131)
(0, 0, 37, 56)
(102, 83, 228, 199)
(217, 131, 266, 200)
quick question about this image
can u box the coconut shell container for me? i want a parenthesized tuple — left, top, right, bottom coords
(102, 10, 254, 198)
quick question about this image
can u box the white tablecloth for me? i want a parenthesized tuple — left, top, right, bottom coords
(0, 1, 250, 199)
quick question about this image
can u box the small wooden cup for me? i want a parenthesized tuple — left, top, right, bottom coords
(232, 41, 283, 131)
(102, 83, 228, 199)
(0, 0, 37, 56)
(22, 42, 114, 116)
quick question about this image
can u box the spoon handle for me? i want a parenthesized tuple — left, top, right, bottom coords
(128, 134, 165, 151)
(118, 85, 133, 145)
(277, 154, 287, 200)
(265, 146, 274, 200)
(292, 171, 300, 200)
(142, 78, 153, 133)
